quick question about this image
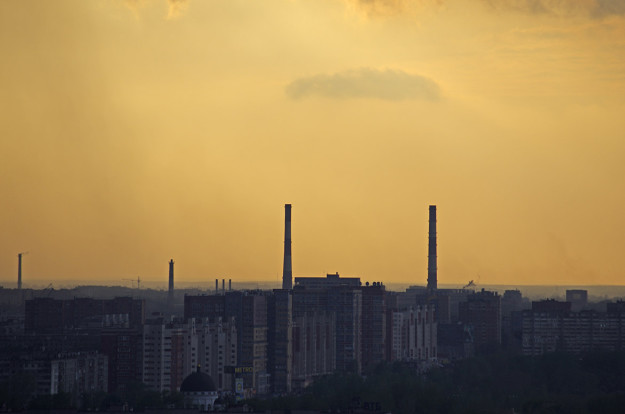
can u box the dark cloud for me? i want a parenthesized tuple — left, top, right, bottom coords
(285, 68, 441, 101)
(593, 0, 625, 17)
(481, 0, 625, 17)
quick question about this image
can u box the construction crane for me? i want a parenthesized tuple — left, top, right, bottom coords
(463, 274, 480, 290)
(122, 277, 141, 289)
(463, 280, 476, 289)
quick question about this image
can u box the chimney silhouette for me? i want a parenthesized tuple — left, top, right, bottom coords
(427, 205, 437, 291)
(168, 259, 174, 307)
(17, 253, 23, 290)
(282, 204, 293, 290)
(215, 279, 218, 294)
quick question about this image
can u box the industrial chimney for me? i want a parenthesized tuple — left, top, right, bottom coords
(168, 259, 174, 308)
(282, 204, 293, 290)
(427, 205, 437, 291)
(17, 253, 23, 290)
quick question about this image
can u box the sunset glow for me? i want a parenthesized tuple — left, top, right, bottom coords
(1, 0, 624, 286)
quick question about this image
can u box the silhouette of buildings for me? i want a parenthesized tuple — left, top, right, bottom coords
(459, 290, 501, 353)
(291, 310, 336, 389)
(183, 291, 268, 394)
(25, 297, 145, 333)
(267, 289, 292, 394)
(389, 304, 437, 360)
(522, 300, 625, 355)
(294, 274, 363, 373)
(566, 289, 588, 312)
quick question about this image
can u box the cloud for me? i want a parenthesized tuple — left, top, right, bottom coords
(124, 0, 189, 19)
(481, 0, 625, 17)
(347, 0, 410, 15)
(345, 0, 443, 16)
(285, 68, 441, 101)
(593, 0, 625, 17)
(166, 0, 189, 19)
(347, 0, 625, 18)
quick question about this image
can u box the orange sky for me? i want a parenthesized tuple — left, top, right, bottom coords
(1, 0, 624, 287)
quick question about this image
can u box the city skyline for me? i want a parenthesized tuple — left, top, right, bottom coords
(1, 0, 624, 286)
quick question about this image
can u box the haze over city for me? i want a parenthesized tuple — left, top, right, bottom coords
(1, 0, 624, 287)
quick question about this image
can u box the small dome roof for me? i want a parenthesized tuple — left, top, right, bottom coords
(180, 370, 217, 392)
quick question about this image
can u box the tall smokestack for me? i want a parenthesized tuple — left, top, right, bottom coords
(229, 279, 232, 291)
(427, 205, 437, 291)
(17, 253, 23, 290)
(215, 279, 219, 294)
(168, 259, 174, 307)
(222, 279, 225, 293)
(282, 204, 293, 290)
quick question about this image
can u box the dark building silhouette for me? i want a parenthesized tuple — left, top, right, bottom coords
(501, 289, 525, 351)
(267, 289, 292, 394)
(566, 289, 588, 312)
(437, 322, 473, 360)
(459, 290, 501, 353)
(283, 204, 293, 290)
(291, 310, 335, 389)
(25, 297, 145, 333)
(359, 282, 387, 369)
(427, 205, 437, 291)
(522, 300, 625, 355)
(294, 274, 362, 373)
(295, 272, 361, 289)
(184, 292, 268, 393)
(435, 289, 472, 323)
(100, 328, 143, 393)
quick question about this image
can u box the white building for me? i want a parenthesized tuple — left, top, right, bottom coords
(390, 305, 437, 361)
(142, 317, 236, 392)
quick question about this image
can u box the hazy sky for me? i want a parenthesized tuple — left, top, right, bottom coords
(1, 0, 624, 287)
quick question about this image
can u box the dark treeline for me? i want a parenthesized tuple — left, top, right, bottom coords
(249, 351, 625, 414)
(0, 378, 185, 412)
(3, 352, 625, 412)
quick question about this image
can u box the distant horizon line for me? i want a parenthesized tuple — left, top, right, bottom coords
(2, 279, 625, 289)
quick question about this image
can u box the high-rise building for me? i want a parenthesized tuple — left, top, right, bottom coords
(184, 291, 267, 393)
(293, 274, 362, 373)
(359, 282, 387, 369)
(196, 318, 237, 391)
(459, 290, 501, 353)
(25, 297, 145, 334)
(389, 305, 437, 361)
(291, 311, 335, 389)
(521, 300, 625, 355)
(142, 317, 237, 392)
(101, 328, 143, 393)
(267, 289, 292, 394)
(566, 289, 588, 312)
